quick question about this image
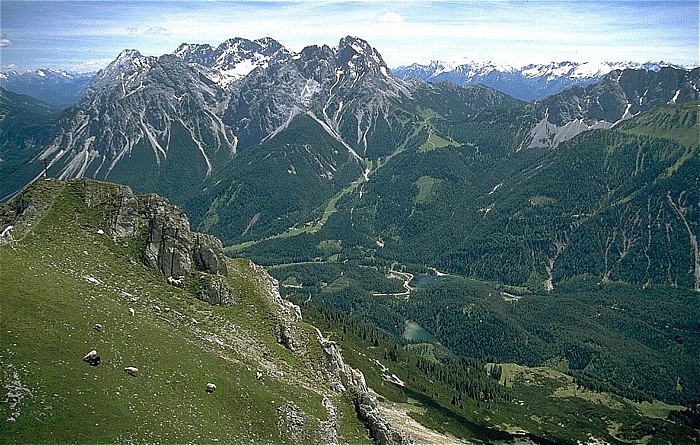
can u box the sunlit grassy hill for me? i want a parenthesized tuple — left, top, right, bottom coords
(0, 179, 373, 444)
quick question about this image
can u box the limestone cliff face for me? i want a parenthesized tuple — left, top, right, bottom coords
(254, 264, 412, 445)
(140, 195, 194, 278)
(111, 190, 228, 276)
(83, 180, 232, 305)
(316, 328, 412, 445)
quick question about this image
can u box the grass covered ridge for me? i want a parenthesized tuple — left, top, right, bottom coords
(0, 179, 371, 444)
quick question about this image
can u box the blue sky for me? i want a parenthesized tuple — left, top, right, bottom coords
(1, 1, 698, 72)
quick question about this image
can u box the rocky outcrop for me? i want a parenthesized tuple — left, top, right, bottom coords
(140, 194, 194, 278)
(251, 256, 413, 445)
(193, 233, 228, 276)
(111, 188, 139, 238)
(315, 328, 412, 445)
(252, 262, 303, 350)
(250, 262, 410, 444)
(82, 180, 232, 305)
(355, 392, 411, 445)
(317, 328, 367, 393)
(193, 273, 233, 306)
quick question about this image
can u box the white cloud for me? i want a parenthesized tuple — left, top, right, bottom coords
(378, 12, 403, 23)
(2, 1, 697, 71)
(126, 26, 172, 37)
(145, 27, 172, 36)
(81, 58, 115, 71)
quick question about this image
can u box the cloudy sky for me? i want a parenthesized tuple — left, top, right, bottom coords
(1, 1, 698, 72)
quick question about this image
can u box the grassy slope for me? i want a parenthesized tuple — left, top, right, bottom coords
(616, 101, 699, 147)
(0, 180, 371, 444)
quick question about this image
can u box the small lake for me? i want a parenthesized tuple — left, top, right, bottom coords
(403, 320, 439, 343)
(412, 275, 444, 288)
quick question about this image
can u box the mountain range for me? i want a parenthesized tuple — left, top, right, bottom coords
(0, 69, 94, 106)
(393, 60, 693, 101)
(1, 36, 698, 293)
(3, 58, 692, 108)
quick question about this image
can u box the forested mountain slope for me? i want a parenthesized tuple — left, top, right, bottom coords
(240, 101, 699, 292)
(0, 88, 62, 200)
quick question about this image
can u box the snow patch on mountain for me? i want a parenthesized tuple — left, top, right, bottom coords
(174, 37, 291, 88)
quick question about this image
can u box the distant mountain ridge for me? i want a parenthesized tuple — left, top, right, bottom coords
(393, 59, 694, 101)
(0, 69, 94, 106)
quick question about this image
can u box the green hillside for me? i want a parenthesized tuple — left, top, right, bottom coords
(0, 179, 373, 444)
(615, 101, 699, 147)
(2, 179, 698, 444)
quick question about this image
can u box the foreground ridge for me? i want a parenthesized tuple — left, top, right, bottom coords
(0, 178, 413, 444)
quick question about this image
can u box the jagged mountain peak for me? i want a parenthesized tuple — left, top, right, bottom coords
(338, 36, 377, 55)
(89, 49, 154, 86)
(215, 36, 287, 57)
(104, 49, 154, 73)
(174, 37, 292, 87)
(336, 36, 386, 73)
(37, 48, 234, 189)
(116, 48, 143, 59)
(83, 50, 208, 104)
(173, 42, 217, 66)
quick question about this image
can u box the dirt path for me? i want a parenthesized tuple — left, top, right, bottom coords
(372, 270, 413, 298)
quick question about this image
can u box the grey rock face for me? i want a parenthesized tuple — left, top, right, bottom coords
(245, 260, 411, 444)
(193, 233, 228, 276)
(355, 392, 411, 445)
(275, 322, 298, 352)
(255, 268, 303, 351)
(139, 194, 193, 278)
(315, 328, 411, 445)
(100, 182, 233, 305)
(194, 274, 233, 306)
(112, 191, 138, 238)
